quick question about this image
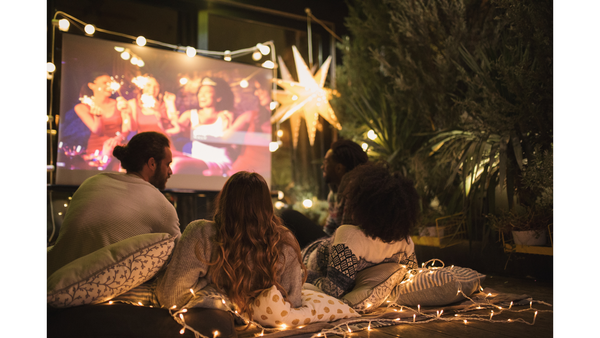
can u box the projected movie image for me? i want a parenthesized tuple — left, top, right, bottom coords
(56, 34, 272, 191)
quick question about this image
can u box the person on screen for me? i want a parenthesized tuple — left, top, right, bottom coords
(74, 72, 132, 169)
(47, 132, 181, 277)
(173, 76, 257, 176)
(302, 161, 419, 298)
(128, 75, 180, 137)
(156, 171, 305, 316)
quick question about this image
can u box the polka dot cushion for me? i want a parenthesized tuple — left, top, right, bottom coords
(250, 286, 360, 328)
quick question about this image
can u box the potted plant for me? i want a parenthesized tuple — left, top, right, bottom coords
(486, 205, 552, 246)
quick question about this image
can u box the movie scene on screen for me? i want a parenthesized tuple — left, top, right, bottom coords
(55, 34, 272, 191)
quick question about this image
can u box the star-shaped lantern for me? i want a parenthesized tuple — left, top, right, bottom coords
(271, 45, 342, 147)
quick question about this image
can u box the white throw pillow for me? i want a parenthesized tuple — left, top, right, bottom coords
(249, 285, 360, 327)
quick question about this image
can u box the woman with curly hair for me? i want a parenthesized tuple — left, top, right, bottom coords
(156, 171, 306, 317)
(302, 161, 420, 298)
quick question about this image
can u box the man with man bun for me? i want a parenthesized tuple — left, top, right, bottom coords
(47, 131, 181, 277)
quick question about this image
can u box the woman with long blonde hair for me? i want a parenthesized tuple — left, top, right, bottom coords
(156, 171, 305, 317)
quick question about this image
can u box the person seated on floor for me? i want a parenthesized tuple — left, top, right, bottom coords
(155, 171, 306, 318)
(280, 139, 369, 248)
(302, 161, 420, 298)
(47, 131, 181, 277)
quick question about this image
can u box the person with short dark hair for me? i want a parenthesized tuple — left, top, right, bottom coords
(302, 161, 419, 298)
(280, 139, 369, 247)
(156, 171, 305, 315)
(47, 131, 180, 277)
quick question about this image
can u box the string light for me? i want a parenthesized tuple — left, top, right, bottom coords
(262, 60, 274, 69)
(58, 18, 70, 32)
(367, 129, 377, 140)
(186, 46, 197, 58)
(257, 43, 270, 55)
(136, 36, 146, 46)
(240, 79, 249, 88)
(47, 62, 56, 73)
(269, 142, 279, 152)
(84, 24, 95, 35)
(224, 50, 232, 61)
(120, 51, 131, 60)
(252, 50, 262, 61)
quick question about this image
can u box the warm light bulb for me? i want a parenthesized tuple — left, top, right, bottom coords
(277, 190, 284, 200)
(136, 36, 146, 46)
(257, 43, 270, 55)
(180, 328, 185, 334)
(114, 46, 125, 52)
(179, 77, 189, 85)
(274, 201, 285, 209)
(137, 59, 145, 67)
(367, 129, 377, 140)
(47, 62, 56, 73)
(121, 51, 131, 60)
(361, 143, 368, 151)
(262, 60, 274, 69)
(276, 129, 283, 137)
(269, 141, 279, 152)
(58, 19, 70, 32)
(186, 46, 196, 58)
(302, 199, 313, 208)
(252, 50, 262, 61)
(84, 24, 95, 35)
(291, 95, 298, 101)
(131, 57, 139, 65)
(224, 50, 232, 61)
(240, 79, 249, 88)
(270, 101, 278, 110)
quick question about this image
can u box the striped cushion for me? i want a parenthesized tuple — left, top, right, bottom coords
(390, 266, 485, 306)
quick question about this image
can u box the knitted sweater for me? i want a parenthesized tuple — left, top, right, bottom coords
(303, 224, 418, 298)
(47, 173, 181, 277)
(155, 220, 304, 309)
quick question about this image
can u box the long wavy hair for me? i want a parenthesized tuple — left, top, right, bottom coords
(207, 171, 306, 319)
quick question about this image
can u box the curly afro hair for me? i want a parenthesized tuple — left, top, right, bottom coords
(339, 161, 420, 243)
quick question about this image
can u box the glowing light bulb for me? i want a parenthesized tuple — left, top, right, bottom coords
(47, 62, 56, 73)
(136, 36, 146, 47)
(190, 288, 195, 296)
(240, 79, 249, 88)
(121, 51, 131, 60)
(262, 60, 274, 69)
(361, 143, 368, 151)
(269, 142, 279, 152)
(367, 129, 377, 140)
(257, 43, 270, 55)
(114, 46, 125, 52)
(302, 199, 313, 208)
(131, 56, 139, 65)
(84, 24, 95, 35)
(58, 19, 70, 32)
(172, 305, 177, 309)
(213, 330, 220, 338)
(276, 129, 284, 137)
(186, 46, 196, 58)
(291, 95, 298, 101)
(180, 77, 188, 85)
(252, 50, 262, 61)
(277, 191, 284, 200)
(224, 50, 232, 61)
(270, 101, 278, 110)
(280, 324, 287, 329)
(274, 201, 285, 209)
(180, 328, 185, 334)
(137, 59, 145, 67)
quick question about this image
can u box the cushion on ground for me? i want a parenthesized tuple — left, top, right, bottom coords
(47, 233, 176, 308)
(342, 263, 409, 313)
(390, 266, 486, 306)
(249, 285, 359, 328)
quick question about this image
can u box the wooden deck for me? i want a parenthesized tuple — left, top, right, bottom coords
(291, 275, 553, 338)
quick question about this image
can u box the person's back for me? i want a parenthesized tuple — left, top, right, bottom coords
(47, 172, 180, 276)
(47, 131, 181, 277)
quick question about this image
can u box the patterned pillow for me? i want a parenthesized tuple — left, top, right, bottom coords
(47, 233, 176, 308)
(342, 263, 409, 313)
(249, 286, 360, 328)
(390, 266, 485, 306)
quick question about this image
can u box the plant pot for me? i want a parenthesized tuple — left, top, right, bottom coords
(426, 226, 444, 237)
(512, 230, 547, 246)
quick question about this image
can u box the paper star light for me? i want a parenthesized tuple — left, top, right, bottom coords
(271, 45, 342, 147)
